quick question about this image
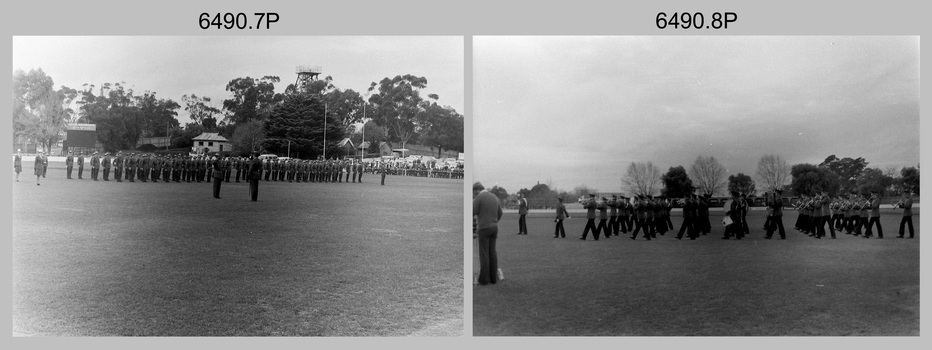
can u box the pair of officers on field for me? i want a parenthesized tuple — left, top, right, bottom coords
(558, 193, 713, 241)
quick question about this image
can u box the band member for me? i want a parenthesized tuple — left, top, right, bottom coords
(608, 195, 619, 236)
(864, 191, 883, 238)
(765, 190, 786, 239)
(617, 196, 630, 234)
(895, 190, 914, 238)
(248, 152, 262, 202)
(554, 196, 570, 238)
(580, 194, 599, 240)
(630, 196, 651, 240)
(596, 197, 610, 239)
(517, 193, 528, 235)
(723, 191, 744, 239)
(65, 151, 74, 179)
(77, 152, 85, 179)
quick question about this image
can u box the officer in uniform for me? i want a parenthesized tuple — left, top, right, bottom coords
(895, 190, 914, 238)
(356, 160, 364, 183)
(66, 151, 74, 179)
(380, 162, 387, 185)
(101, 152, 111, 181)
(152, 155, 161, 183)
(554, 196, 570, 238)
(607, 195, 619, 236)
(248, 152, 262, 201)
(630, 196, 650, 240)
(212, 157, 223, 199)
(596, 197, 610, 239)
(77, 152, 85, 179)
(677, 195, 696, 240)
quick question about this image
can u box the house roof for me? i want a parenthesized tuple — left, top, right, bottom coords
(193, 133, 229, 142)
(338, 138, 354, 147)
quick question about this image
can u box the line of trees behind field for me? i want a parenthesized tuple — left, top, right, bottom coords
(13, 69, 464, 160)
(490, 154, 919, 209)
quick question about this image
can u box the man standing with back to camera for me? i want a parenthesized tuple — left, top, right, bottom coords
(473, 182, 502, 286)
(248, 152, 262, 202)
(517, 193, 529, 235)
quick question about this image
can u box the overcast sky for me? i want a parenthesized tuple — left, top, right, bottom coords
(473, 36, 920, 195)
(12, 36, 464, 121)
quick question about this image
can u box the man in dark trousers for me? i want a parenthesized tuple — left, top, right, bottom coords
(34, 152, 44, 185)
(554, 196, 570, 238)
(248, 152, 262, 202)
(765, 189, 786, 239)
(473, 182, 503, 285)
(77, 152, 85, 179)
(113, 152, 123, 182)
(580, 194, 600, 240)
(896, 190, 914, 238)
(65, 151, 74, 179)
(380, 163, 387, 185)
(517, 193, 529, 235)
(596, 197, 611, 239)
(864, 191, 884, 238)
(212, 158, 223, 199)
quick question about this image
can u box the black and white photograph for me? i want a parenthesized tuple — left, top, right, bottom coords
(12, 36, 465, 336)
(471, 36, 919, 336)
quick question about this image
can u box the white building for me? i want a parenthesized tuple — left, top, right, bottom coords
(192, 133, 232, 155)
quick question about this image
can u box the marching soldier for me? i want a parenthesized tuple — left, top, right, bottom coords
(101, 152, 111, 181)
(864, 191, 883, 239)
(607, 195, 619, 236)
(764, 190, 786, 239)
(596, 197, 611, 239)
(65, 151, 74, 179)
(894, 190, 914, 238)
(554, 197, 570, 238)
(677, 195, 697, 240)
(77, 152, 85, 179)
(580, 194, 599, 240)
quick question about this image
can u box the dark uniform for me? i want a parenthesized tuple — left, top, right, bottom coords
(212, 160, 223, 199)
(517, 196, 528, 235)
(864, 193, 883, 238)
(248, 153, 262, 201)
(113, 152, 123, 182)
(896, 193, 914, 238)
(764, 191, 786, 239)
(596, 198, 610, 239)
(554, 197, 569, 238)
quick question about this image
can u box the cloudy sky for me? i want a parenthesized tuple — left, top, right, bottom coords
(473, 36, 920, 195)
(12, 36, 464, 120)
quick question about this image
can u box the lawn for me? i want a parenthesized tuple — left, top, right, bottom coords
(12, 165, 463, 336)
(473, 209, 919, 336)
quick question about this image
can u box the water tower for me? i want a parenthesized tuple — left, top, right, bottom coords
(295, 65, 322, 93)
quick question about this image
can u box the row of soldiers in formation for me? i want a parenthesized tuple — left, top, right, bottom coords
(789, 190, 915, 239)
(549, 189, 916, 241)
(60, 151, 380, 184)
(553, 193, 721, 241)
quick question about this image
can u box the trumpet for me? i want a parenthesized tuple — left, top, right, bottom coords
(893, 197, 906, 209)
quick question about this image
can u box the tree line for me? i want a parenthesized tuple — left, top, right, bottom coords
(12, 68, 464, 159)
(491, 154, 919, 209)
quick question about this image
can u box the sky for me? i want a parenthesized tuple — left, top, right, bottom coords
(473, 36, 920, 195)
(12, 36, 464, 122)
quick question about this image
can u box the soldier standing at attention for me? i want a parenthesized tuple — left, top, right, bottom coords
(14, 149, 23, 182)
(356, 160, 364, 183)
(380, 162, 387, 185)
(65, 151, 74, 179)
(101, 152, 111, 181)
(90, 151, 100, 181)
(77, 152, 85, 179)
(517, 193, 528, 235)
(151, 155, 161, 183)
